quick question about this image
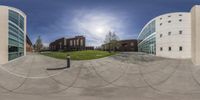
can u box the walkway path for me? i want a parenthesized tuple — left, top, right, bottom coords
(0, 53, 200, 100)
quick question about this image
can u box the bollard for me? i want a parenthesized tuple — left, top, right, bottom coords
(67, 54, 70, 68)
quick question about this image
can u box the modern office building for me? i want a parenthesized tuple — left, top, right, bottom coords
(102, 39, 138, 52)
(137, 5, 200, 64)
(0, 6, 27, 64)
(49, 36, 85, 51)
(138, 12, 191, 59)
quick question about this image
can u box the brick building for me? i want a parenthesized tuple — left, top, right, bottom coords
(85, 46, 94, 50)
(102, 39, 138, 52)
(26, 35, 33, 52)
(49, 36, 85, 51)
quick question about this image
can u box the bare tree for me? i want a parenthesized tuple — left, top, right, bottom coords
(110, 33, 119, 52)
(34, 36, 43, 52)
(104, 31, 119, 53)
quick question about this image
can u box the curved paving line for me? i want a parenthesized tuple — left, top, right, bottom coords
(187, 62, 200, 94)
(10, 55, 74, 95)
(138, 56, 185, 95)
(89, 60, 128, 88)
(143, 60, 200, 95)
(99, 57, 178, 89)
(111, 55, 170, 75)
(10, 64, 82, 95)
(44, 60, 126, 89)
(46, 61, 111, 89)
(0, 54, 65, 95)
(8, 54, 36, 92)
(0, 54, 36, 93)
(0, 55, 67, 79)
(3, 53, 200, 95)
(150, 60, 200, 95)
(1, 54, 31, 75)
(91, 58, 171, 89)
(2, 55, 29, 70)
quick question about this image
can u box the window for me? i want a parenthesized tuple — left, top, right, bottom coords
(168, 32, 171, 36)
(160, 34, 163, 38)
(179, 19, 182, 22)
(74, 40, 76, 46)
(179, 14, 182, 16)
(9, 46, 18, 53)
(80, 39, 83, 46)
(77, 39, 79, 46)
(160, 18, 162, 20)
(168, 20, 171, 23)
(64, 39, 67, 46)
(131, 42, 134, 46)
(160, 47, 163, 51)
(179, 30, 183, 34)
(168, 47, 171, 51)
(160, 23, 162, 26)
(168, 15, 171, 17)
(70, 40, 73, 46)
(179, 46, 183, 51)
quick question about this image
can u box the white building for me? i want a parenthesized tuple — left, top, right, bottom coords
(138, 5, 200, 64)
(0, 5, 27, 64)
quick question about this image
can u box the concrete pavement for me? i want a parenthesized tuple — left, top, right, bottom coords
(0, 53, 200, 100)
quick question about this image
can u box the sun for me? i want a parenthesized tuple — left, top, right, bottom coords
(95, 27, 105, 33)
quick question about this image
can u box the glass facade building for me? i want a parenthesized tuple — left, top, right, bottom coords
(138, 20, 156, 54)
(8, 10, 25, 60)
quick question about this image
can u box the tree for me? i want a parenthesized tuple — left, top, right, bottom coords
(110, 33, 119, 52)
(104, 31, 119, 53)
(34, 36, 43, 52)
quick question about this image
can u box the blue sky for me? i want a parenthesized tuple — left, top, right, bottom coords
(0, 0, 199, 46)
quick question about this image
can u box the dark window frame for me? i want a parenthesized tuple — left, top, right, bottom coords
(179, 30, 183, 34)
(179, 46, 183, 51)
(168, 32, 171, 36)
(168, 47, 171, 51)
(160, 47, 163, 51)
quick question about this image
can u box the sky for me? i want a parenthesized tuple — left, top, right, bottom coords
(0, 0, 200, 47)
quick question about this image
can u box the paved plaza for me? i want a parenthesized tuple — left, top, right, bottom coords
(0, 53, 200, 100)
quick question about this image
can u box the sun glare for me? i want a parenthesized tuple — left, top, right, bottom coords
(96, 27, 105, 33)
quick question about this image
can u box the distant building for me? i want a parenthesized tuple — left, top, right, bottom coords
(49, 36, 85, 51)
(26, 35, 33, 52)
(85, 46, 94, 50)
(102, 39, 138, 52)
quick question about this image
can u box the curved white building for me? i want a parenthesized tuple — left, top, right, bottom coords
(138, 12, 191, 59)
(0, 5, 27, 64)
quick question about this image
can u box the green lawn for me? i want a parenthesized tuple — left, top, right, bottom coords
(41, 50, 117, 60)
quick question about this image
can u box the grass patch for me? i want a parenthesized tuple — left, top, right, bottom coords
(41, 50, 117, 60)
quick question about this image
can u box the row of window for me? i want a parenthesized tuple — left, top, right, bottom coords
(160, 31, 183, 38)
(8, 10, 25, 61)
(9, 10, 24, 31)
(69, 39, 84, 46)
(160, 14, 182, 20)
(138, 34, 156, 54)
(160, 46, 183, 51)
(138, 20, 156, 42)
(160, 19, 182, 26)
(8, 52, 24, 61)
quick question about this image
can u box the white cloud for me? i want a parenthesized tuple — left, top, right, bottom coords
(44, 8, 129, 46)
(69, 9, 126, 46)
(43, 42, 49, 47)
